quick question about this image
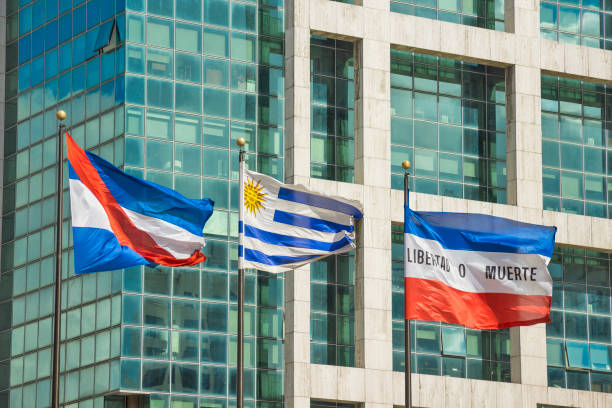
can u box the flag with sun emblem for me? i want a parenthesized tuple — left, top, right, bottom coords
(238, 167, 363, 273)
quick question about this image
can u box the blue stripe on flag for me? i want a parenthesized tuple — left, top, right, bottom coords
(404, 206, 556, 258)
(273, 210, 353, 233)
(278, 188, 363, 219)
(244, 224, 353, 252)
(84, 151, 214, 237)
(241, 246, 320, 266)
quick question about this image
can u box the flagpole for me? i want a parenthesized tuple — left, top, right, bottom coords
(52, 110, 67, 408)
(236, 137, 246, 408)
(402, 159, 412, 408)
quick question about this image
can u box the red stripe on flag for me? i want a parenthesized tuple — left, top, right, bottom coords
(66, 133, 205, 266)
(404, 277, 551, 330)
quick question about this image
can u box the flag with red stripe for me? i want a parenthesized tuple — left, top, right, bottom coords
(404, 206, 556, 329)
(67, 133, 214, 274)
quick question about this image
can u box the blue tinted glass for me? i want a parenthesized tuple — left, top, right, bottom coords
(101, 0, 115, 20)
(115, 75, 126, 105)
(87, 0, 101, 29)
(59, 42, 72, 73)
(74, 5, 86, 35)
(31, 57, 44, 86)
(73, 34, 87, 66)
(32, 0, 45, 28)
(45, 50, 58, 80)
(31, 28, 45, 58)
(18, 64, 31, 92)
(101, 51, 115, 82)
(57, 72, 70, 101)
(590, 343, 612, 371)
(566, 341, 590, 369)
(72, 65, 86, 95)
(19, 35, 31, 64)
(87, 58, 100, 89)
(126, 76, 145, 105)
(59, 13, 72, 43)
(59, 0, 72, 14)
(20, 6, 32, 36)
(45, 19, 58, 51)
(205, 0, 229, 26)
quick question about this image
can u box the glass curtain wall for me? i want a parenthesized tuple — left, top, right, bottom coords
(390, 0, 505, 31)
(390, 49, 507, 204)
(546, 247, 612, 393)
(540, 0, 612, 50)
(120, 0, 285, 407)
(310, 36, 355, 183)
(310, 253, 355, 367)
(2, 0, 127, 407)
(391, 225, 511, 381)
(541, 75, 611, 219)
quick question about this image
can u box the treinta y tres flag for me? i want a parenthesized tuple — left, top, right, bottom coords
(239, 166, 363, 273)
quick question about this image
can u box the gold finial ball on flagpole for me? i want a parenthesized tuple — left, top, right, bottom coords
(401, 160, 411, 170)
(236, 137, 246, 148)
(56, 110, 67, 121)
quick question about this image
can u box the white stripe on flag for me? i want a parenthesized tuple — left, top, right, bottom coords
(404, 233, 552, 297)
(70, 179, 205, 259)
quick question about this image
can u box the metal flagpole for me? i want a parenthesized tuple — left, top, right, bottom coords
(236, 137, 246, 408)
(52, 110, 67, 408)
(402, 159, 412, 408)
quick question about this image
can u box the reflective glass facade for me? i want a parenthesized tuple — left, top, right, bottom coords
(546, 247, 612, 393)
(390, 0, 505, 30)
(390, 49, 507, 204)
(310, 253, 355, 367)
(541, 75, 612, 219)
(310, 36, 355, 183)
(540, 0, 612, 50)
(1, 0, 285, 407)
(391, 225, 511, 381)
(2, 0, 127, 406)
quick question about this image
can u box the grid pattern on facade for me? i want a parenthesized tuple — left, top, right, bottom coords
(541, 75, 612, 219)
(391, 224, 511, 381)
(119, 0, 285, 407)
(540, 0, 612, 51)
(390, 49, 507, 204)
(310, 36, 355, 184)
(2, 0, 127, 406)
(390, 0, 505, 31)
(546, 247, 612, 393)
(311, 400, 355, 408)
(310, 253, 355, 367)
(120, 266, 284, 407)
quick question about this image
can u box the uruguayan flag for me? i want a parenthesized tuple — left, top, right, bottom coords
(238, 167, 363, 273)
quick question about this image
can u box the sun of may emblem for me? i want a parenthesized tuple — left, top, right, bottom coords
(244, 178, 267, 216)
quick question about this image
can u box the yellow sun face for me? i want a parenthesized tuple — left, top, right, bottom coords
(244, 178, 266, 216)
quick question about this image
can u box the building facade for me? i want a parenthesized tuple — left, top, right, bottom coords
(0, 0, 611, 407)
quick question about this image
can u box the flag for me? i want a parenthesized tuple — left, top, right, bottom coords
(238, 167, 362, 273)
(404, 206, 556, 329)
(67, 133, 214, 274)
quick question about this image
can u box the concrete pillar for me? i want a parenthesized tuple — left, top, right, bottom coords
(284, 0, 311, 186)
(283, 266, 311, 408)
(505, 0, 543, 211)
(505, 0, 548, 387)
(353, 2, 394, 407)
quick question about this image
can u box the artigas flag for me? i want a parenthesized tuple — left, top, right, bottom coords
(404, 206, 557, 329)
(67, 133, 214, 274)
(239, 166, 362, 273)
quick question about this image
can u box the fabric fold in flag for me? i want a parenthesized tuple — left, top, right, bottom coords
(239, 168, 362, 273)
(404, 206, 557, 329)
(67, 132, 214, 274)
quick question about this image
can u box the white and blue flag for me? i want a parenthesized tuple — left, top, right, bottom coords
(238, 167, 363, 273)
